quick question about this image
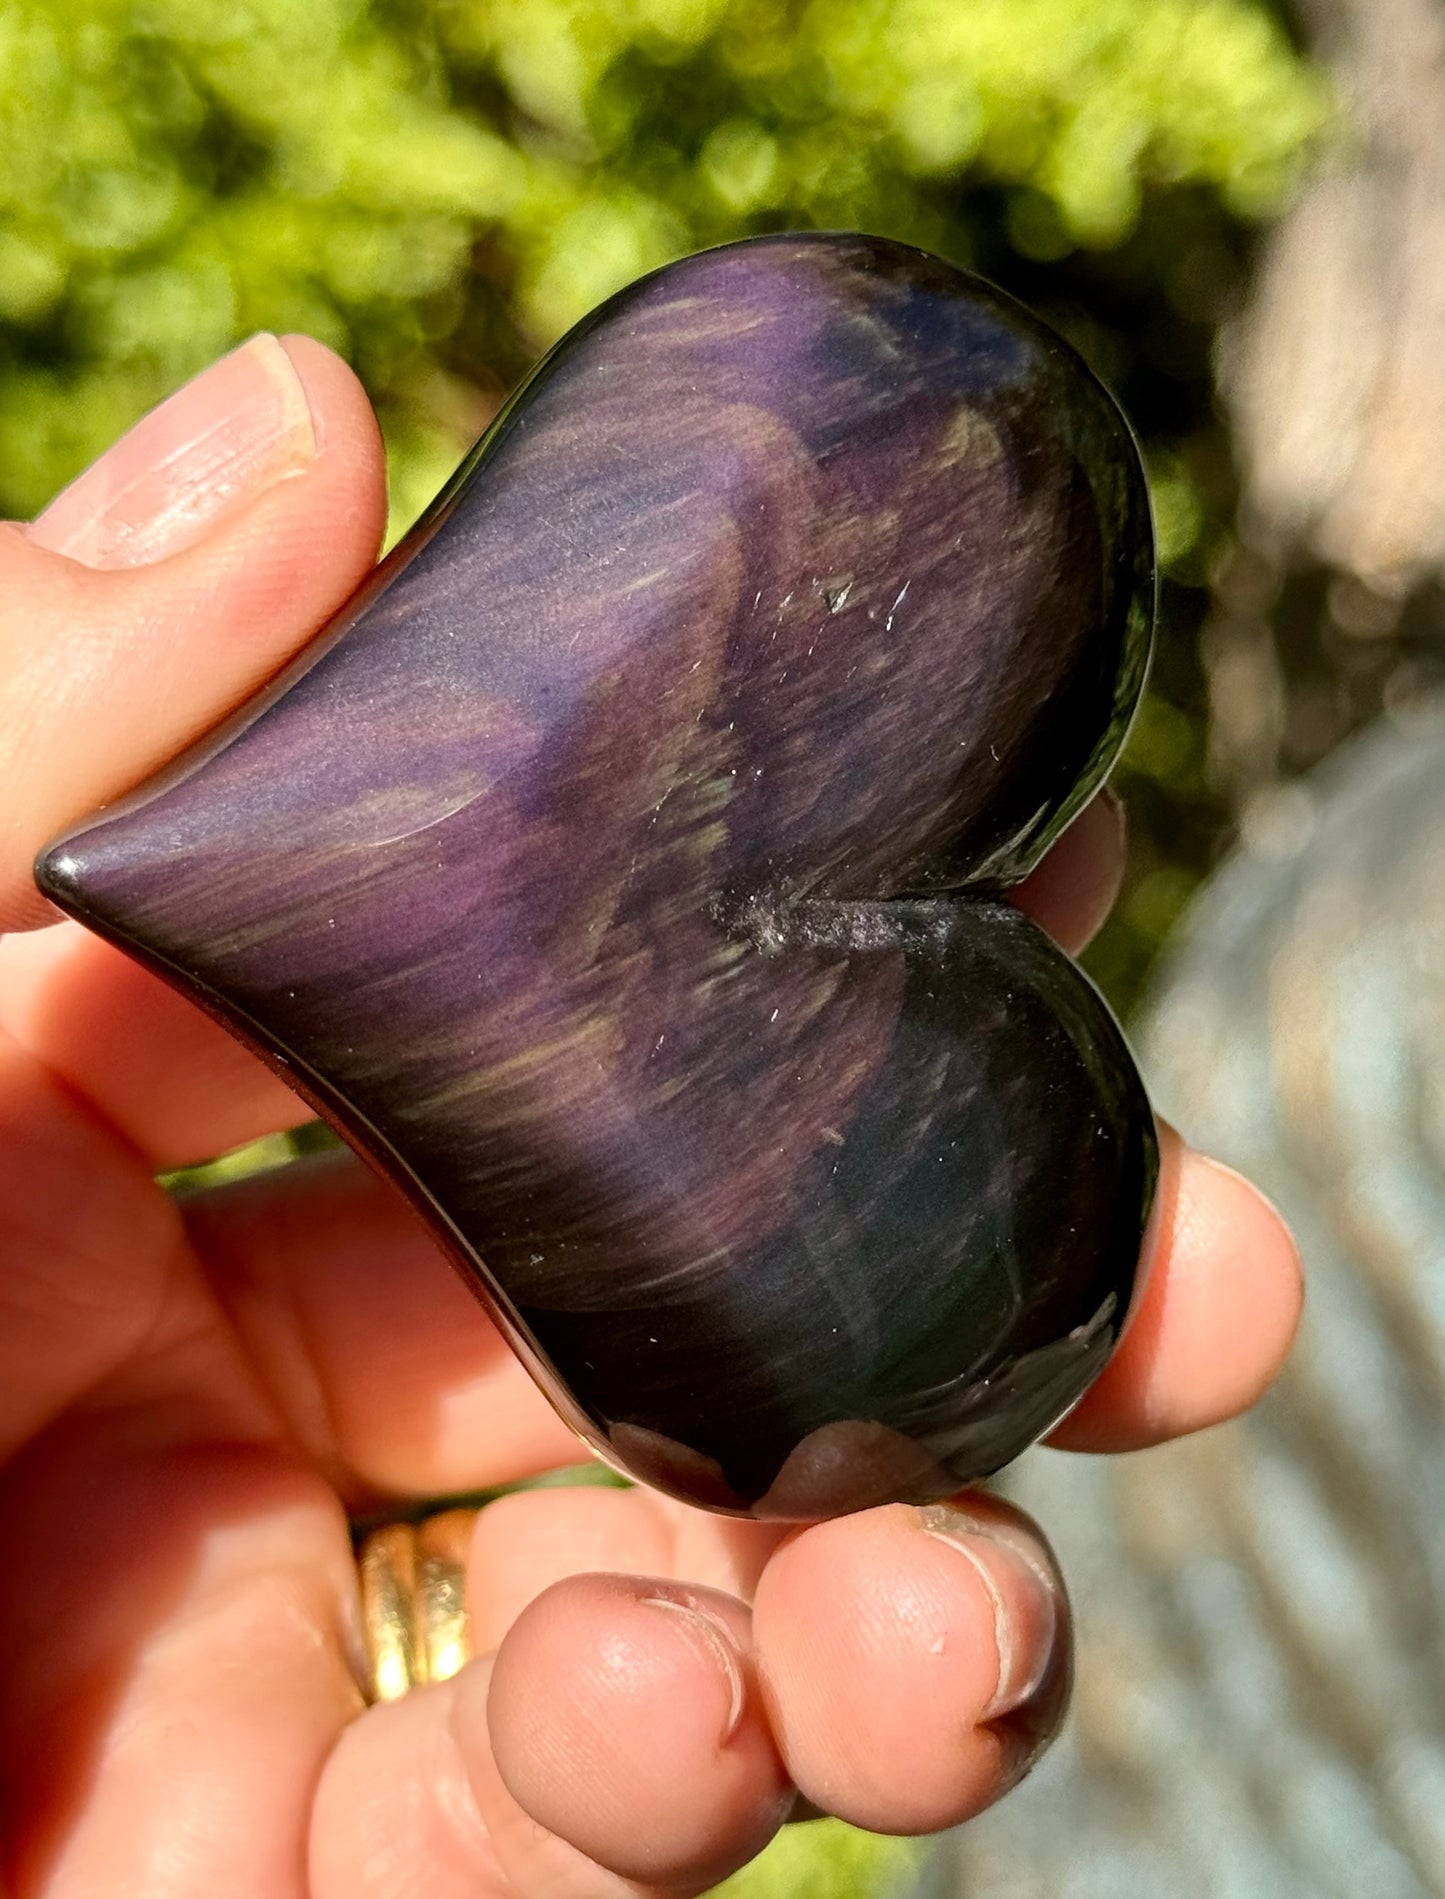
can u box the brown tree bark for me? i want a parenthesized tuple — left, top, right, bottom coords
(1224, 0, 1445, 593)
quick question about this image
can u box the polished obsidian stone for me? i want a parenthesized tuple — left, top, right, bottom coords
(37, 233, 1159, 1518)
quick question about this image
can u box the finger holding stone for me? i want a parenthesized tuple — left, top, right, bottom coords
(313, 1579, 794, 1898)
(751, 1495, 1068, 1835)
(1048, 1120, 1304, 1451)
(183, 1151, 582, 1504)
(477, 1575, 792, 1889)
(0, 921, 308, 1170)
(464, 1484, 791, 1658)
(3, 335, 386, 933)
(1010, 788, 1126, 957)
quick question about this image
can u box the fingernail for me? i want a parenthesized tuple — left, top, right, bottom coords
(918, 1504, 1061, 1720)
(639, 1590, 748, 1742)
(28, 334, 317, 570)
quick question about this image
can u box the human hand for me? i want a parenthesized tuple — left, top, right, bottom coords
(0, 338, 1303, 1896)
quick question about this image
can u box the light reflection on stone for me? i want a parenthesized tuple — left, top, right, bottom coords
(38, 234, 1158, 1517)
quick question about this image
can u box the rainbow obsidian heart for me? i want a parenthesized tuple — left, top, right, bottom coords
(37, 233, 1159, 1519)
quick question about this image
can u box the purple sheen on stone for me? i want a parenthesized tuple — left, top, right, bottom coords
(37, 233, 1159, 1519)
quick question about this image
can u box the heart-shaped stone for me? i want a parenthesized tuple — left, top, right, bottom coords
(38, 233, 1158, 1519)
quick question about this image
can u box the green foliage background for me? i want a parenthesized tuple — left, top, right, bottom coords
(1, 0, 1325, 514)
(0, 0, 1332, 1009)
(1, 6, 1330, 1891)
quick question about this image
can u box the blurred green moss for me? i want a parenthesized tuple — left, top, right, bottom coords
(0, 0, 1335, 1012)
(714, 1819, 921, 1899)
(2, 0, 1328, 541)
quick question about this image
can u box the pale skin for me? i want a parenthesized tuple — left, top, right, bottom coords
(0, 334, 1304, 1897)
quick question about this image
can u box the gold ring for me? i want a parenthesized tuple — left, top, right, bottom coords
(357, 1508, 477, 1703)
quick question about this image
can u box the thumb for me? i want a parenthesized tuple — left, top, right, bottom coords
(0, 333, 388, 931)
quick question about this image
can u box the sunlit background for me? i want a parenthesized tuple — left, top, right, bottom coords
(1, 0, 1342, 1012)
(8, 2, 1445, 1894)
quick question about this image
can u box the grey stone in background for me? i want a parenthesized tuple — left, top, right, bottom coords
(927, 699, 1445, 1897)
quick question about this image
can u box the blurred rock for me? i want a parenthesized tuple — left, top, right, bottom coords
(929, 698, 1445, 1897)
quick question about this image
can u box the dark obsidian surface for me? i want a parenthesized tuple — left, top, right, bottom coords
(38, 233, 1159, 1518)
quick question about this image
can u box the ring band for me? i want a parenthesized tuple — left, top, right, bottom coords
(357, 1508, 477, 1703)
